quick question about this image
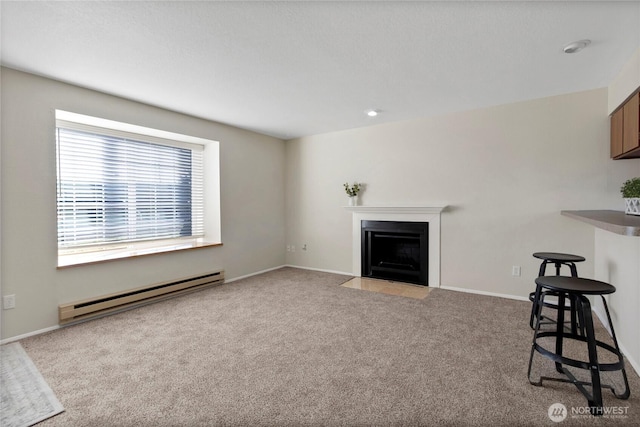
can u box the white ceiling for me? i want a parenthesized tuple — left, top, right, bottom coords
(1, 1, 639, 140)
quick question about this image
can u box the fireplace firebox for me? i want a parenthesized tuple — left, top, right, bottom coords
(361, 220, 428, 286)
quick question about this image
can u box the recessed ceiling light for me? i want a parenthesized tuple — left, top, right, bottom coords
(563, 39, 591, 54)
(366, 110, 379, 117)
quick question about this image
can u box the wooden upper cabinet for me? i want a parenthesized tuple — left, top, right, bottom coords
(611, 91, 640, 159)
(611, 107, 624, 158)
(622, 92, 639, 154)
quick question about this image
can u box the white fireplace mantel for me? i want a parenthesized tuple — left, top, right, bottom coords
(344, 205, 446, 287)
(343, 205, 446, 215)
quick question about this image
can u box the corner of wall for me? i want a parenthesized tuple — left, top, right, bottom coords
(608, 47, 640, 113)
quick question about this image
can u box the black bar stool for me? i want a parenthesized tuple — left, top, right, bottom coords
(529, 252, 586, 332)
(528, 276, 630, 415)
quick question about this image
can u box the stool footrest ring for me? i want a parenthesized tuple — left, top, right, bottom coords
(532, 334, 625, 372)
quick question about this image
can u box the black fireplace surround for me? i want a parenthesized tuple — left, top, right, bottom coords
(361, 220, 429, 286)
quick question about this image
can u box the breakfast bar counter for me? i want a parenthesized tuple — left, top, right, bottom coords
(561, 210, 640, 237)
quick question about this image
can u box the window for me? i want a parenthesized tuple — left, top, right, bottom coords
(56, 111, 220, 266)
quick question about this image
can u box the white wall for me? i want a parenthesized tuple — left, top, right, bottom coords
(590, 47, 640, 376)
(593, 229, 640, 375)
(285, 88, 640, 299)
(0, 68, 286, 340)
(608, 47, 640, 113)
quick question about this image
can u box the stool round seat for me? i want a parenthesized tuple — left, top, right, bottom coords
(535, 276, 616, 295)
(533, 252, 586, 263)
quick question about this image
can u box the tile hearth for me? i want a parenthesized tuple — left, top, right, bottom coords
(341, 277, 431, 300)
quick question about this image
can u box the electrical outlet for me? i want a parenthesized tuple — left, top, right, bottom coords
(286, 245, 291, 252)
(3, 294, 16, 309)
(512, 266, 521, 277)
(302, 244, 307, 251)
(291, 245, 296, 252)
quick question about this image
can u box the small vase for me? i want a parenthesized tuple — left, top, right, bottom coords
(624, 198, 640, 215)
(348, 195, 358, 206)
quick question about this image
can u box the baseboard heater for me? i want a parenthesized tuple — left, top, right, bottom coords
(59, 270, 224, 324)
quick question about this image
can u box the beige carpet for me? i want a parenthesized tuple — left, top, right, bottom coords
(18, 267, 640, 426)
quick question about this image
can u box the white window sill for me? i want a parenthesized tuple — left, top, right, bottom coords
(57, 238, 222, 268)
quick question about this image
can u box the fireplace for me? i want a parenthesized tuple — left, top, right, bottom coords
(345, 205, 445, 287)
(361, 221, 428, 285)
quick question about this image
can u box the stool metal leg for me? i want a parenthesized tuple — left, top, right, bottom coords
(578, 295, 604, 415)
(567, 262, 583, 335)
(538, 261, 548, 277)
(528, 260, 549, 328)
(555, 292, 566, 374)
(529, 284, 542, 329)
(528, 291, 548, 386)
(600, 295, 631, 400)
(569, 296, 578, 335)
(576, 296, 586, 336)
(568, 262, 578, 277)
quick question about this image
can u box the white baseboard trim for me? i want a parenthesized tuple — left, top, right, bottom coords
(439, 285, 530, 302)
(592, 305, 640, 377)
(225, 265, 288, 284)
(0, 325, 60, 345)
(284, 264, 353, 276)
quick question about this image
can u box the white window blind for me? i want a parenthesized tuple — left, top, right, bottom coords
(56, 124, 204, 250)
